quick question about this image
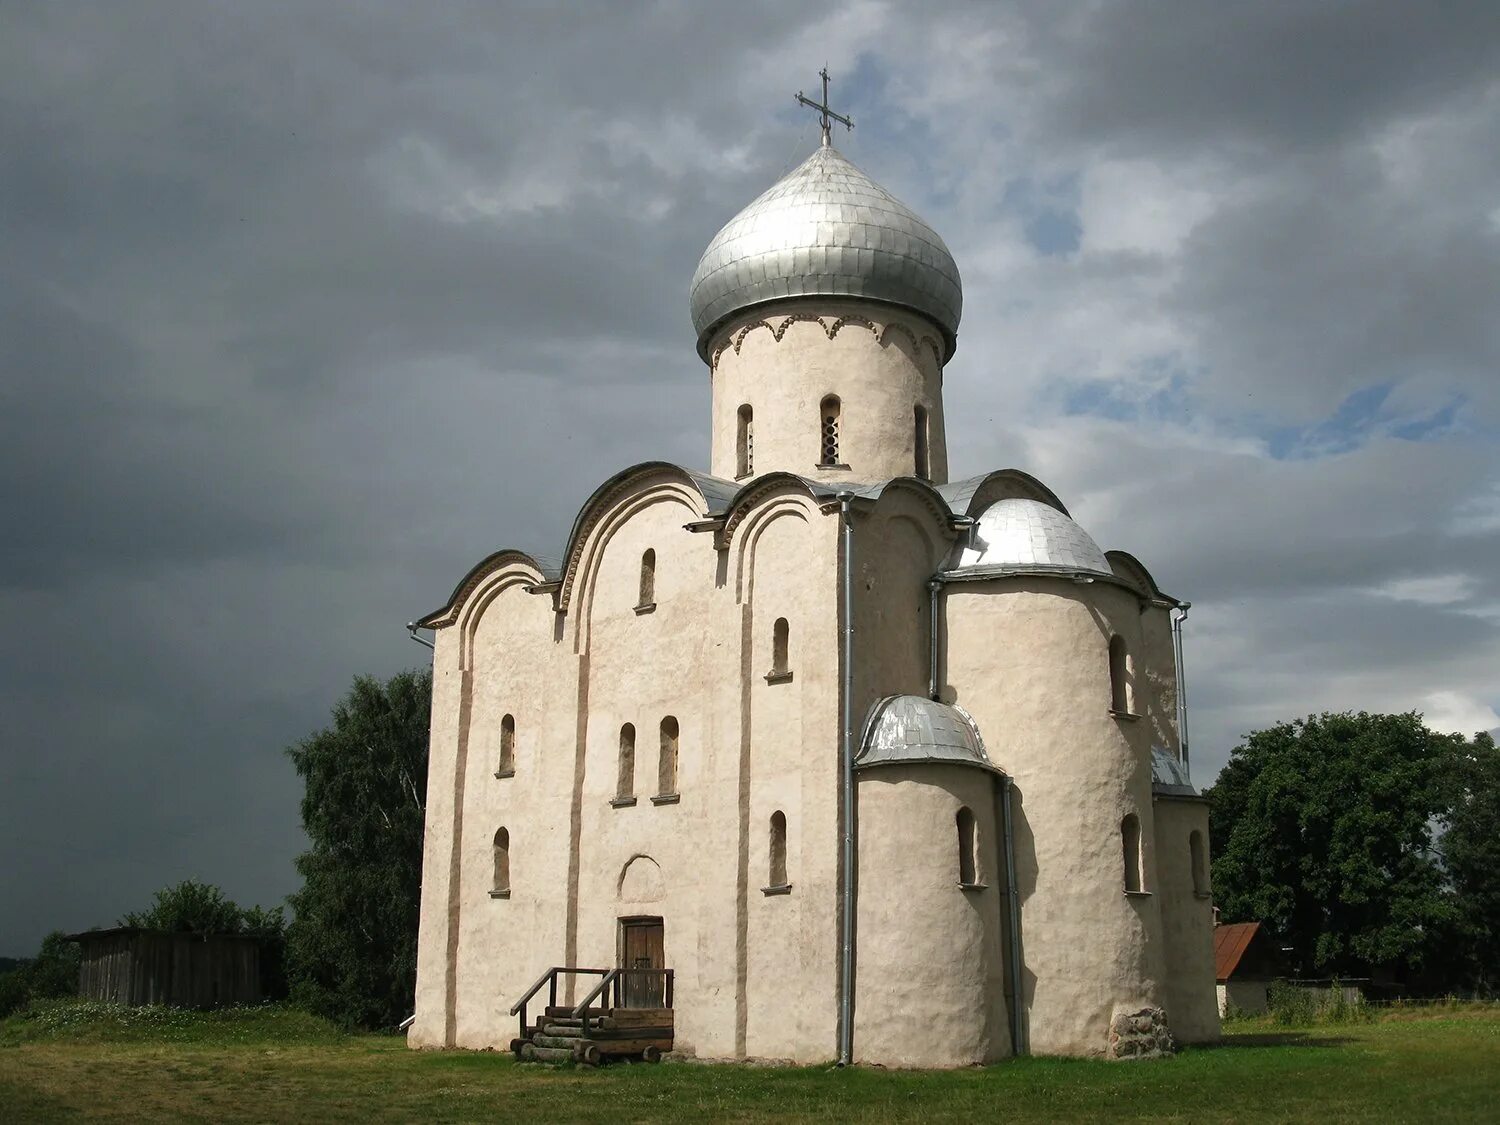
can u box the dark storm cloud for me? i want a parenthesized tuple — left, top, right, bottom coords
(1036, 1, 1500, 154)
(3, 1, 1497, 953)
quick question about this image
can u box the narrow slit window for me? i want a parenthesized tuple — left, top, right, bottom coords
(658, 716, 679, 797)
(617, 723, 636, 800)
(772, 618, 790, 676)
(492, 827, 510, 895)
(638, 549, 656, 608)
(820, 396, 841, 466)
(737, 404, 754, 477)
(769, 811, 788, 888)
(1109, 634, 1131, 714)
(957, 807, 979, 885)
(1122, 814, 1143, 893)
(497, 713, 515, 776)
(914, 404, 930, 479)
(1190, 830, 1208, 896)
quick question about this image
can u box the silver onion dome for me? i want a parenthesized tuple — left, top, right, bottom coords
(690, 145, 963, 360)
(955, 498, 1112, 575)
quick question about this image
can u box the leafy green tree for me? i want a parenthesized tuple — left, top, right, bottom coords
(1207, 712, 1458, 983)
(121, 878, 250, 934)
(0, 932, 82, 1017)
(285, 668, 431, 1029)
(1440, 731, 1500, 991)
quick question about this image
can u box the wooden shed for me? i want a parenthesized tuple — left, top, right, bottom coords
(1214, 921, 1282, 1016)
(66, 928, 262, 1008)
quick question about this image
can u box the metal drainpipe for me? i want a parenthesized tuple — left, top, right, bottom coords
(837, 492, 856, 1067)
(406, 622, 435, 651)
(927, 579, 943, 701)
(1000, 773, 1026, 1055)
(1171, 602, 1192, 777)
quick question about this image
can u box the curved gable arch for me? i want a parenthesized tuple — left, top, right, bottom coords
(963, 469, 1070, 518)
(1105, 549, 1174, 604)
(415, 549, 550, 631)
(863, 476, 956, 536)
(563, 467, 713, 653)
(556, 462, 719, 617)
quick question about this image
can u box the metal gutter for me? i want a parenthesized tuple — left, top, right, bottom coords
(1171, 602, 1192, 777)
(1000, 774, 1026, 1055)
(927, 579, 942, 701)
(837, 491, 856, 1066)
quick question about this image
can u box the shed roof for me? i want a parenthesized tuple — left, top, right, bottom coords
(1214, 922, 1267, 982)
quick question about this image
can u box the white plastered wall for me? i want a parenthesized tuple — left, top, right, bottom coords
(943, 577, 1167, 1057)
(706, 298, 949, 485)
(854, 763, 1012, 1066)
(1151, 797, 1221, 1042)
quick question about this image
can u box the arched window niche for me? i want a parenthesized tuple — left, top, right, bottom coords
(636, 549, 656, 614)
(764, 811, 791, 895)
(612, 723, 637, 807)
(1108, 634, 1134, 716)
(495, 713, 516, 778)
(766, 617, 792, 684)
(1190, 829, 1210, 897)
(914, 403, 930, 480)
(1122, 814, 1145, 894)
(736, 404, 754, 478)
(956, 806, 982, 888)
(652, 716, 680, 804)
(818, 395, 842, 467)
(491, 827, 510, 898)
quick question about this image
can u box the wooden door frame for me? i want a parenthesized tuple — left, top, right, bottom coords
(617, 915, 665, 1009)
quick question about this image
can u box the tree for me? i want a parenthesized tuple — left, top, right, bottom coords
(285, 668, 431, 1029)
(0, 932, 82, 1018)
(1207, 712, 1458, 984)
(1440, 731, 1500, 992)
(121, 878, 252, 934)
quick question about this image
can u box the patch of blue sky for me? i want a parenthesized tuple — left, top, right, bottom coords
(1055, 360, 1193, 423)
(1002, 173, 1082, 256)
(1264, 385, 1472, 460)
(1056, 368, 1473, 460)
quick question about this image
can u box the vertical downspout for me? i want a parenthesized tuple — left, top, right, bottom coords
(927, 579, 942, 701)
(837, 492, 856, 1066)
(1171, 602, 1192, 778)
(1000, 773, 1026, 1055)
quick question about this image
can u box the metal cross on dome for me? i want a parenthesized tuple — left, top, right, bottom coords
(795, 66, 853, 147)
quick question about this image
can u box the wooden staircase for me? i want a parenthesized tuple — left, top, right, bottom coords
(509, 967, 674, 1066)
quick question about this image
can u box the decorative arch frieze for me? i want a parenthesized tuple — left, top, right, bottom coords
(828, 314, 879, 340)
(707, 307, 950, 372)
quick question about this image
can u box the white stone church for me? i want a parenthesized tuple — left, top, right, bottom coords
(408, 103, 1219, 1065)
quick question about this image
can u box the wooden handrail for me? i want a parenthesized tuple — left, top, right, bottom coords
(508, 966, 611, 1047)
(571, 967, 675, 1035)
(507, 966, 608, 1016)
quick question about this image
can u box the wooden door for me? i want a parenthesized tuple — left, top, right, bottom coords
(619, 917, 665, 1008)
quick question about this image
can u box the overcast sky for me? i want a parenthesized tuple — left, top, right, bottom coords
(3, 1, 1498, 955)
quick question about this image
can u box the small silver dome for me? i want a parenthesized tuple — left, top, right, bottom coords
(857, 695, 996, 773)
(956, 498, 1111, 574)
(690, 145, 962, 359)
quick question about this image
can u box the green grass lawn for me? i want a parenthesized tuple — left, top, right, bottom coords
(2, 1002, 1497, 1123)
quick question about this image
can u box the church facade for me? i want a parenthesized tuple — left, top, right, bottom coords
(408, 133, 1220, 1065)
